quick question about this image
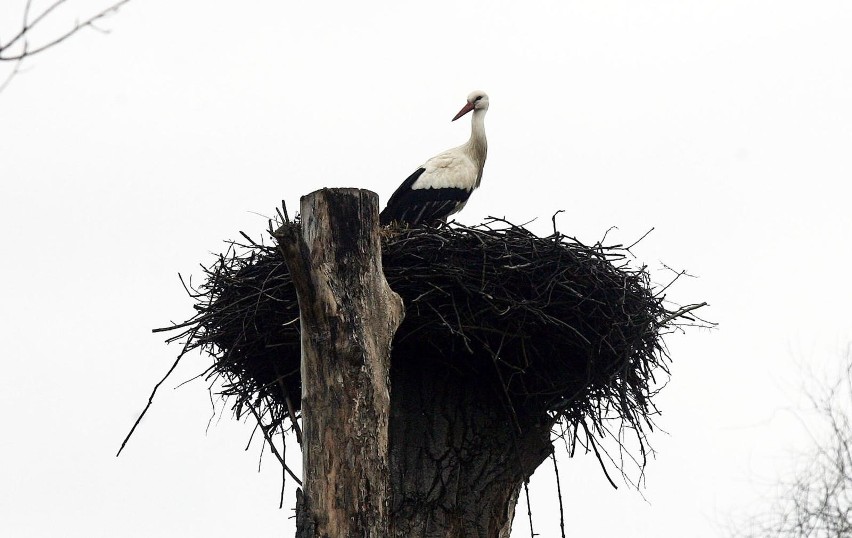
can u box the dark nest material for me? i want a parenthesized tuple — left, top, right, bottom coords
(126, 216, 709, 486)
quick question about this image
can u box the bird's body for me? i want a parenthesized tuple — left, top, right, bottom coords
(380, 91, 489, 226)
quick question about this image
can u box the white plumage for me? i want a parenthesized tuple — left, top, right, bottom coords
(380, 91, 489, 226)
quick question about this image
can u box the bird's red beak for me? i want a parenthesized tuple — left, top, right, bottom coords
(452, 101, 475, 121)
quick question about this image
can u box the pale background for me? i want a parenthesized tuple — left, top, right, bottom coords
(1, 1, 851, 536)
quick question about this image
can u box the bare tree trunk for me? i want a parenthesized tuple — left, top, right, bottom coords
(388, 352, 553, 538)
(276, 188, 552, 537)
(274, 188, 404, 538)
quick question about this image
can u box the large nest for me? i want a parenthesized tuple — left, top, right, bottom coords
(142, 217, 707, 482)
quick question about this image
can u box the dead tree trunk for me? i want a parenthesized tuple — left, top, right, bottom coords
(275, 188, 552, 538)
(274, 188, 404, 538)
(388, 343, 553, 538)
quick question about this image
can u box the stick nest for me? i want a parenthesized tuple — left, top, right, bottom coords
(153, 217, 708, 481)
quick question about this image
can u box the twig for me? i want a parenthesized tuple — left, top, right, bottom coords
(551, 210, 565, 236)
(524, 479, 535, 537)
(551, 450, 567, 538)
(581, 421, 619, 489)
(245, 403, 302, 486)
(1, 0, 132, 62)
(279, 377, 302, 445)
(0, 53, 25, 92)
(116, 351, 185, 457)
(626, 227, 655, 251)
(659, 302, 708, 326)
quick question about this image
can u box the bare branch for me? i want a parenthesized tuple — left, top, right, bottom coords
(0, 56, 25, 93)
(658, 301, 709, 326)
(245, 402, 302, 487)
(0, 0, 131, 61)
(0, 0, 131, 91)
(731, 348, 852, 537)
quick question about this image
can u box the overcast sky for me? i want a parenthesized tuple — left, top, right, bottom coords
(1, 1, 851, 536)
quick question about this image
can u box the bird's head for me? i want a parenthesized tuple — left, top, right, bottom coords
(452, 90, 489, 121)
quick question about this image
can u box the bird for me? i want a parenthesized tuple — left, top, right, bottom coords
(380, 90, 489, 227)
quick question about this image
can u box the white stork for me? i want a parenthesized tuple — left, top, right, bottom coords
(380, 90, 489, 226)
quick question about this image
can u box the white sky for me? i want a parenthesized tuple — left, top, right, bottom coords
(1, 1, 851, 536)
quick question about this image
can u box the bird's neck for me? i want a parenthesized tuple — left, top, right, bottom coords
(466, 110, 487, 165)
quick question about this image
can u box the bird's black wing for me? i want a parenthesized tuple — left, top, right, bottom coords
(380, 168, 471, 226)
(381, 168, 425, 222)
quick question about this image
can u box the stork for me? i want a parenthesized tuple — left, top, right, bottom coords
(380, 90, 489, 227)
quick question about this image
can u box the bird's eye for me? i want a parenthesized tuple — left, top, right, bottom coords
(474, 96, 483, 102)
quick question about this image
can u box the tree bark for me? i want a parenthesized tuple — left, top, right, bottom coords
(388, 353, 553, 538)
(275, 188, 553, 537)
(274, 188, 404, 538)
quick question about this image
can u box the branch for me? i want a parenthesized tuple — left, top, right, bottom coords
(0, 0, 132, 61)
(116, 350, 186, 457)
(0, 56, 25, 93)
(245, 402, 303, 487)
(658, 302, 709, 326)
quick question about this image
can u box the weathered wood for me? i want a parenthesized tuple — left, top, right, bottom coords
(275, 187, 552, 537)
(388, 356, 553, 538)
(274, 188, 404, 538)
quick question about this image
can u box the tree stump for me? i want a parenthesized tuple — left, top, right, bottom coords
(275, 188, 553, 537)
(274, 188, 404, 538)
